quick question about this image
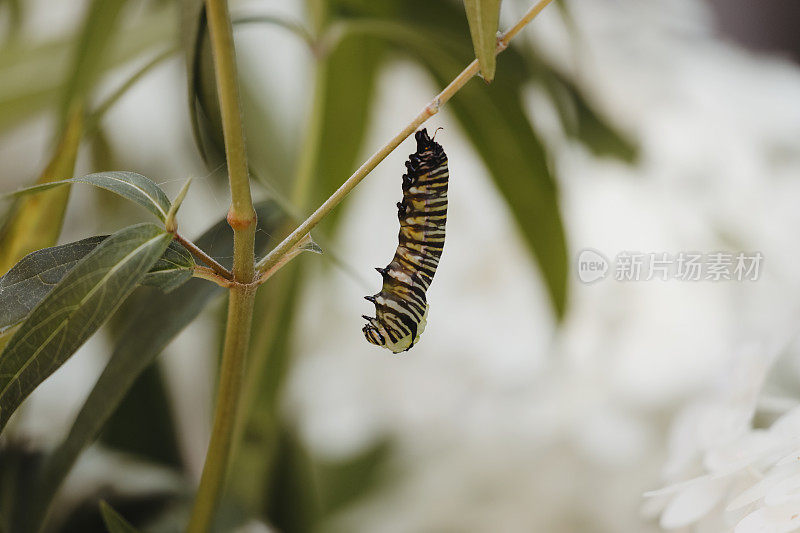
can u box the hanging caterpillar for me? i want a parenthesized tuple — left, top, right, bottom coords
(362, 128, 448, 353)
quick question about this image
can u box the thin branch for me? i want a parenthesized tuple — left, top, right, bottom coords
(255, 233, 319, 285)
(174, 233, 233, 280)
(193, 265, 234, 287)
(255, 0, 554, 275)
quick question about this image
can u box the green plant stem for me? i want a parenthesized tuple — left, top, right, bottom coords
(187, 285, 255, 533)
(255, 0, 554, 276)
(206, 0, 256, 283)
(188, 0, 258, 530)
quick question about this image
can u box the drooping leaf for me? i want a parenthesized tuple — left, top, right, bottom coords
(0, 223, 172, 432)
(60, 0, 128, 121)
(0, 238, 193, 334)
(0, 107, 83, 276)
(27, 202, 285, 532)
(539, 70, 637, 162)
(439, 59, 569, 318)
(317, 439, 391, 515)
(98, 363, 182, 468)
(99, 501, 140, 533)
(263, 427, 320, 533)
(463, 0, 501, 81)
(180, 0, 220, 165)
(4, 172, 173, 222)
(309, 32, 385, 231)
(0, 8, 174, 134)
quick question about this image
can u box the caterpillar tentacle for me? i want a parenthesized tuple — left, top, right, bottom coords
(362, 128, 448, 353)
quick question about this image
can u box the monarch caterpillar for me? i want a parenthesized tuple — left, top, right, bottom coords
(362, 128, 448, 353)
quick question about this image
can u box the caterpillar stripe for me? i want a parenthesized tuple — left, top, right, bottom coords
(362, 128, 448, 353)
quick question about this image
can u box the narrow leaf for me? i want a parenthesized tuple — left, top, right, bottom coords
(0, 107, 83, 275)
(27, 203, 285, 531)
(4, 172, 172, 222)
(311, 33, 384, 222)
(61, 0, 128, 120)
(164, 176, 193, 232)
(0, 239, 193, 333)
(0, 223, 172, 432)
(540, 71, 637, 162)
(99, 501, 140, 533)
(180, 0, 223, 165)
(463, 0, 501, 81)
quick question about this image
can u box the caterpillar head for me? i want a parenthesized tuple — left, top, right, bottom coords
(415, 128, 434, 152)
(362, 316, 389, 347)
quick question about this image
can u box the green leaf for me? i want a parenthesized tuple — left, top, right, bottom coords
(540, 70, 637, 162)
(4, 172, 172, 222)
(263, 427, 321, 532)
(26, 202, 285, 532)
(98, 364, 182, 468)
(0, 238, 193, 333)
(310, 32, 385, 228)
(0, 107, 83, 275)
(99, 501, 140, 533)
(164, 177, 193, 232)
(180, 0, 218, 164)
(0, 236, 104, 333)
(60, 0, 128, 120)
(0, 223, 172, 432)
(318, 439, 391, 514)
(141, 240, 195, 293)
(463, 0, 501, 81)
(445, 68, 569, 317)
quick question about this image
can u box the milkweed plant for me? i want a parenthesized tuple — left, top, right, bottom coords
(0, 0, 639, 531)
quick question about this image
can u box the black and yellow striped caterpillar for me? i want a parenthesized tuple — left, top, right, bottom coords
(362, 128, 448, 353)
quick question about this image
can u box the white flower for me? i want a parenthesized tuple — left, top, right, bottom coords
(644, 347, 800, 531)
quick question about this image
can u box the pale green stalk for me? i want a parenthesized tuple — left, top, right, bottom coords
(187, 0, 258, 530)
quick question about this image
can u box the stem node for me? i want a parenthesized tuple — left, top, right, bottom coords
(226, 210, 257, 231)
